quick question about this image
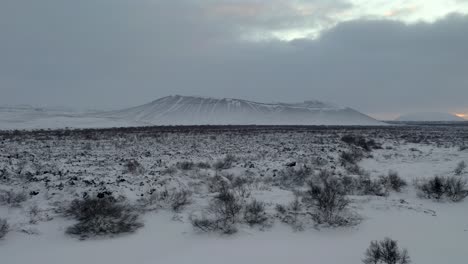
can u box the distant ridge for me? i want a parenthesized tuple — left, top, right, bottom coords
(103, 95, 385, 126)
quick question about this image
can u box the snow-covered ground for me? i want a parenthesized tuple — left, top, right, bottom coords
(0, 126, 467, 263)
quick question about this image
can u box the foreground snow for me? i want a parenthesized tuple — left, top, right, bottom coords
(1, 199, 467, 264)
(0, 126, 467, 263)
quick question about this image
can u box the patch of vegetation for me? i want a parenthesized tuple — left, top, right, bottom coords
(416, 176, 468, 202)
(0, 218, 9, 239)
(303, 170, 355, 226)
(341, 134, 381, 151)
(454, 161, 466, 175)
(243, 199, 269, 227)
(380, 171, 407, 192)
(64, 196, 143, 239)
(213, 154, 237, 170)
(363, 237, 411, 264)
(0, 189, 28, 207)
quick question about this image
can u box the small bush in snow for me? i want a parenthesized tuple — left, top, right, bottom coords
(357, 174, 387, 196)
(380, 171, 407, 192)
(213, 154, 237, 170)
(138, 188, 192, 212)
(192, 185, 243, 234)
(340, 149, 364, 165)
(277, 165, 313, 187)
(243, 199, 268, 226)
(303, 170, 351, 226)
(0, 189, 28, 207)
(416, 176, 468, 202)
(64, 196, 143, 239)
(363, 237, 411, 264)
(341, 174, 386, 197)
(190, 215, 219, 232)
(123, 159, 145, 175)
(341, 135, 381, 152)
(176, 161, 195, 171)
(454, 161, 466, 175)
(0, 218, 9, 239)
(169, 189, 192, 211)
(196, 162, 211, 169)
(275, 197, 305, 231)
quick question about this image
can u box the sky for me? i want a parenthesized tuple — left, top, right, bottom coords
(1, 0, 468, 120)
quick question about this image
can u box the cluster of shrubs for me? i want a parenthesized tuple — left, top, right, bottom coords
(454, 161, 466, 175)
(341, 134, 382, 152)
(342, 171, 408, 196)
(363, 237, 411, 264)
(0, 189, 28, 207)
(213, 154, 237, 170)
(276, 165, 313, 187)
(416, 176, 468, 202)
(191, 180, 269, 234)
(63, 195, 143, 239)
(208, 173, 253, 199)
(123, 159, 145, 175)
(139, 188, 192, 212)
(340, 149, 366, 174)
(191, 194, 269, 234)
(0, 218, 8, 239)
(275, 197, 304, 231)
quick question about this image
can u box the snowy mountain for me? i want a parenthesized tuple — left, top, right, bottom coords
(396, 112, 466, 122)
(103, 95, 384, 126)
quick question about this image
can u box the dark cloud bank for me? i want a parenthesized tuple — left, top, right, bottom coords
(1, 1, 467, 118)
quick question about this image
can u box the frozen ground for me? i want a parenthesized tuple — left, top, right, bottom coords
(0, 125, 467, 263)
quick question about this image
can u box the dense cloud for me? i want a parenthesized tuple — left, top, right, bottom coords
(0, 0, 467, 118)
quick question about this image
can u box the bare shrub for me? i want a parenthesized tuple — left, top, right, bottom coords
(191, 185, 242, 234)
(208, 174, 231, 193)
(0, 219, 8, 239)
(341, 135, 381, 152)
(416, 176, 468, 202)
(161, 166, 177, 176)
(64, 196, 143, 239)
(340, 149, 366, 174)
(340, 149, 364, 165)
(176, 161, 195, 171)
(341, 174, 386, 196)
(209, 187, 242, 228)
(303, 170, 352, 226)
(277, 165, 313, 187)
(0, 189, 28, 207)
(275, 197, 305, 231)
(454, 161, 466, 175)
(380, 171, 407, 192)
(444, 177, 468, 202)
(168, 189, 192, 211)
(196, 162, 211, 169)
(243, 200, 268, 227)
(357, 174, 387, 196)
(123, 159, 145, 175)
(363, 237, 411, 264)
(213, 154, 237, 170)
(190, 215, 219, 232)
(138, 188, 192, 212)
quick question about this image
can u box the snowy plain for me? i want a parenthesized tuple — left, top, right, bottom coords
(0, 125, 467, 264)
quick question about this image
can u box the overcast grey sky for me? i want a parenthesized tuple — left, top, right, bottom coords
(1, 0, 468, 119)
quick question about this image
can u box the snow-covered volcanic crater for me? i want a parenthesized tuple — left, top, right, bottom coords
(102, 95, 384, 126)
(0, 96, 385, 129)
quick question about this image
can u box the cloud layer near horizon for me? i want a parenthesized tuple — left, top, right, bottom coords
(1, 0, 467, 118)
